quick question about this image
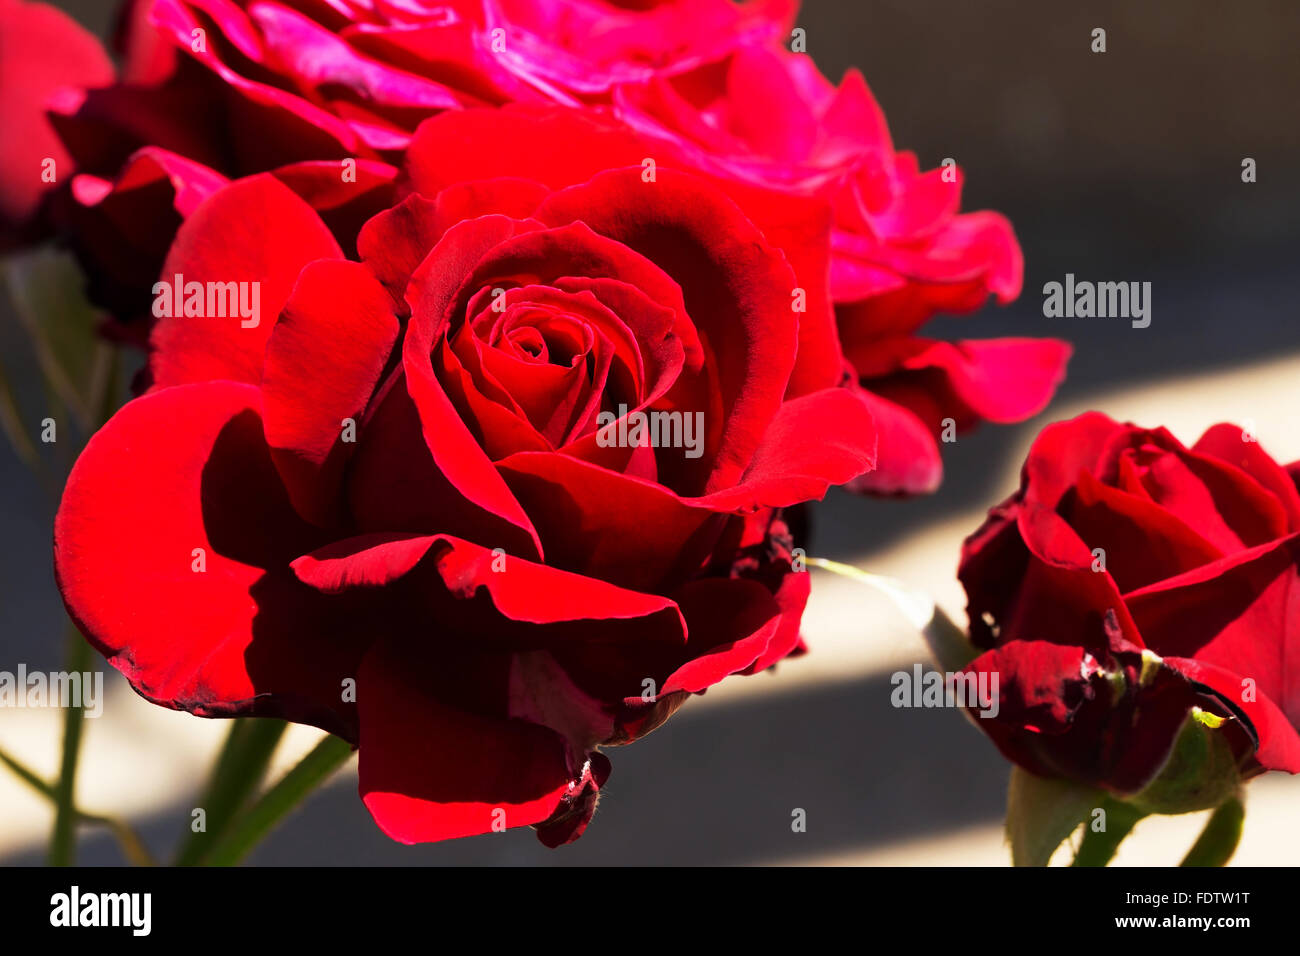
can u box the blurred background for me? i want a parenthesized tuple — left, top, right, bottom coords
(2, 0, 1298, 865)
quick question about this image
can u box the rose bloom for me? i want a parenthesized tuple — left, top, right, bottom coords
(54, 108, 876, 845)
(957, 412, 1300, 803)
(2, 2, 1062, 490)
(0, 0, 113, 246)
(613, 44, 1070, 494)
(1, 0, 792, 327)
(0, 0, 791, 237)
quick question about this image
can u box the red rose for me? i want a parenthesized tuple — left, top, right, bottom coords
(49, 0, 792, 174)
(6, 2, 1050, 498)
(482, 0, 795, 100)
(62, 149, 398, 339)
(615, 45, 1070, 494)
(0, 0, 113, 245)
(20, 0, 789, 323)
(54, 109, 876, 845)
(958, 412, 1300, 803)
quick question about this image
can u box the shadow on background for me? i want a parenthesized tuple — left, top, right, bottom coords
(8, 670, 1009, 866)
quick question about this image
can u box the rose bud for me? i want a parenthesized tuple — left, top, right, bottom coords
(957, 412, 1300, 812)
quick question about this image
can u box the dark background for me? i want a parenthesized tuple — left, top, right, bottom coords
(1, 1, 1297, 865)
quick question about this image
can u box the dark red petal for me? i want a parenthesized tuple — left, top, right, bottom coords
(149, 174, 343, 389)
(401, 215, 545, 559)
(292, 532, 686, 635)
(262, 259, 399, 526)
(533, 751, 611, 848)
(54, 382, 360, 736)
(62, 147, 227, 321)
(963, 502, 1145, 656)
(270, 158, 397, 256)
(1172, 445, 1293, 548)
(454, 220, 698, 367)
(1162, 656, 1300, 774)
(437, 327, 552, 459)
(550, 276, 685, 411)
(746, 556, 813, 673)
(459, 286, 611, 446)
(1023, 412, 1125, 510)
(964, 640, 1097, 734)
(536, 168, 799, 494)
(1130, 447, 1279, 553)
(346, 379, 539, 555)
(357, 635, 575, 844)
(1062, 468, 1224, 593)
(961, 639, 1196, 794)
(357, 181, 551, 301)
(357, 192, 445, 301)
(1125, 533, 1300, 730)
(497, 451, 730, 594)
(1193, 423, 1300, 531)
(661, 578, 783, 694)
(692, 387, 876, 510)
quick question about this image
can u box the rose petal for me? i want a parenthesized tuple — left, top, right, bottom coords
(262, 259, 400, 525)
(54, 382, 361, 736)
(149, 174, 343, 388)
(535, 167, 799, 494)
(844, 387, 942, 496)
(0, 0, 115, 235)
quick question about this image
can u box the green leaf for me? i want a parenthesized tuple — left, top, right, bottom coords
(2, 246, 105, 431)
(1006, 766, 1104, 866)
(0, 358, 39, 469)
(202, 735, 354, 867)
(920, 602, 981, 672)
(174, 718, 288, 866)
(802, 557, 980, 669)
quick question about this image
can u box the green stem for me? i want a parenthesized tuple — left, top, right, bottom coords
(173, 718, 288, 866)
(45, 349, 120, 867)
(0, 745, 54, 795)
(2, 743, 155, 866)
(47, 625, 92, 866)
(1072, 799, 1147, 866)
(202, 735, 353, 867)
(804, 556, 978, 670)
(1181, 795, 1245, 867)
